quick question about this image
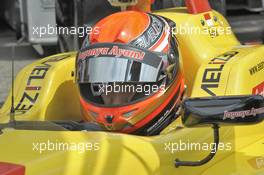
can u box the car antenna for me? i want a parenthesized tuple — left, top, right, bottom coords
(9, 44, 16, 126)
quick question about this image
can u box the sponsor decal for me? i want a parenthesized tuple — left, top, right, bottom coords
(223, 107, 264, 120)
(249, 61, 264, 75)
(204, 13, 214, 27)
(253, 81, 264, 97)
(130, 14, 165, 49)
(15, 54, 71, 114)
(78, 45, 146, 60)
(201, 51, 239, 96)
(201, 13, 224, 38)
(146, 109, 170, 133)
(248, 157, 264, 169)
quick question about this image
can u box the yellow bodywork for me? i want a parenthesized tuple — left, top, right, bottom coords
(0, 7, 263, 175)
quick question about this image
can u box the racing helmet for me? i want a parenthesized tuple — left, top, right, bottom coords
(76, 11, 185, 135)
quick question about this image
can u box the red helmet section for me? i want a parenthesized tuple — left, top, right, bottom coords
(79, 11, 185, 135)
(89, 11, 149, 44)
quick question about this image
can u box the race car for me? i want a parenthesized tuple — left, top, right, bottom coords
(0, 0, 263, 175)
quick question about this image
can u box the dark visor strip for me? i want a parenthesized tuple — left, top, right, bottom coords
(78, 42, 162, 68)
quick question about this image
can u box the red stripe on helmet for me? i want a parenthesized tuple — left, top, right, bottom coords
(150, 26, 169, 52)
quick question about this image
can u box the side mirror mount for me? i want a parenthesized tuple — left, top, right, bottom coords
(182, 95, 264, 127)
(175, 95, 264, 168)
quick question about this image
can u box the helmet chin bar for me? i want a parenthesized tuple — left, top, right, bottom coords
(108, 0, 138, 10)
(175, 124, 220, 167)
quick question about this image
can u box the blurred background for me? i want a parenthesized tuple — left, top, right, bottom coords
(0, 0, 264, 102)
(1, 0, 264, 56)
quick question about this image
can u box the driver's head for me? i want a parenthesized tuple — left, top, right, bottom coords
(76, 11, 185, 135)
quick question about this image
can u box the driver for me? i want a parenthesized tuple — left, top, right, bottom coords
(76, 11, 185, 136)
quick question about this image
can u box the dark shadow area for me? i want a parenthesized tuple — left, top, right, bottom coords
(0, 19, 40, 60)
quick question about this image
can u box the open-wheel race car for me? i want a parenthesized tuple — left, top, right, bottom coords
(0, 0, 263, 175)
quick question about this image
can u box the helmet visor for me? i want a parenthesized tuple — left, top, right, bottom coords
(77, 43, 164, 83)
